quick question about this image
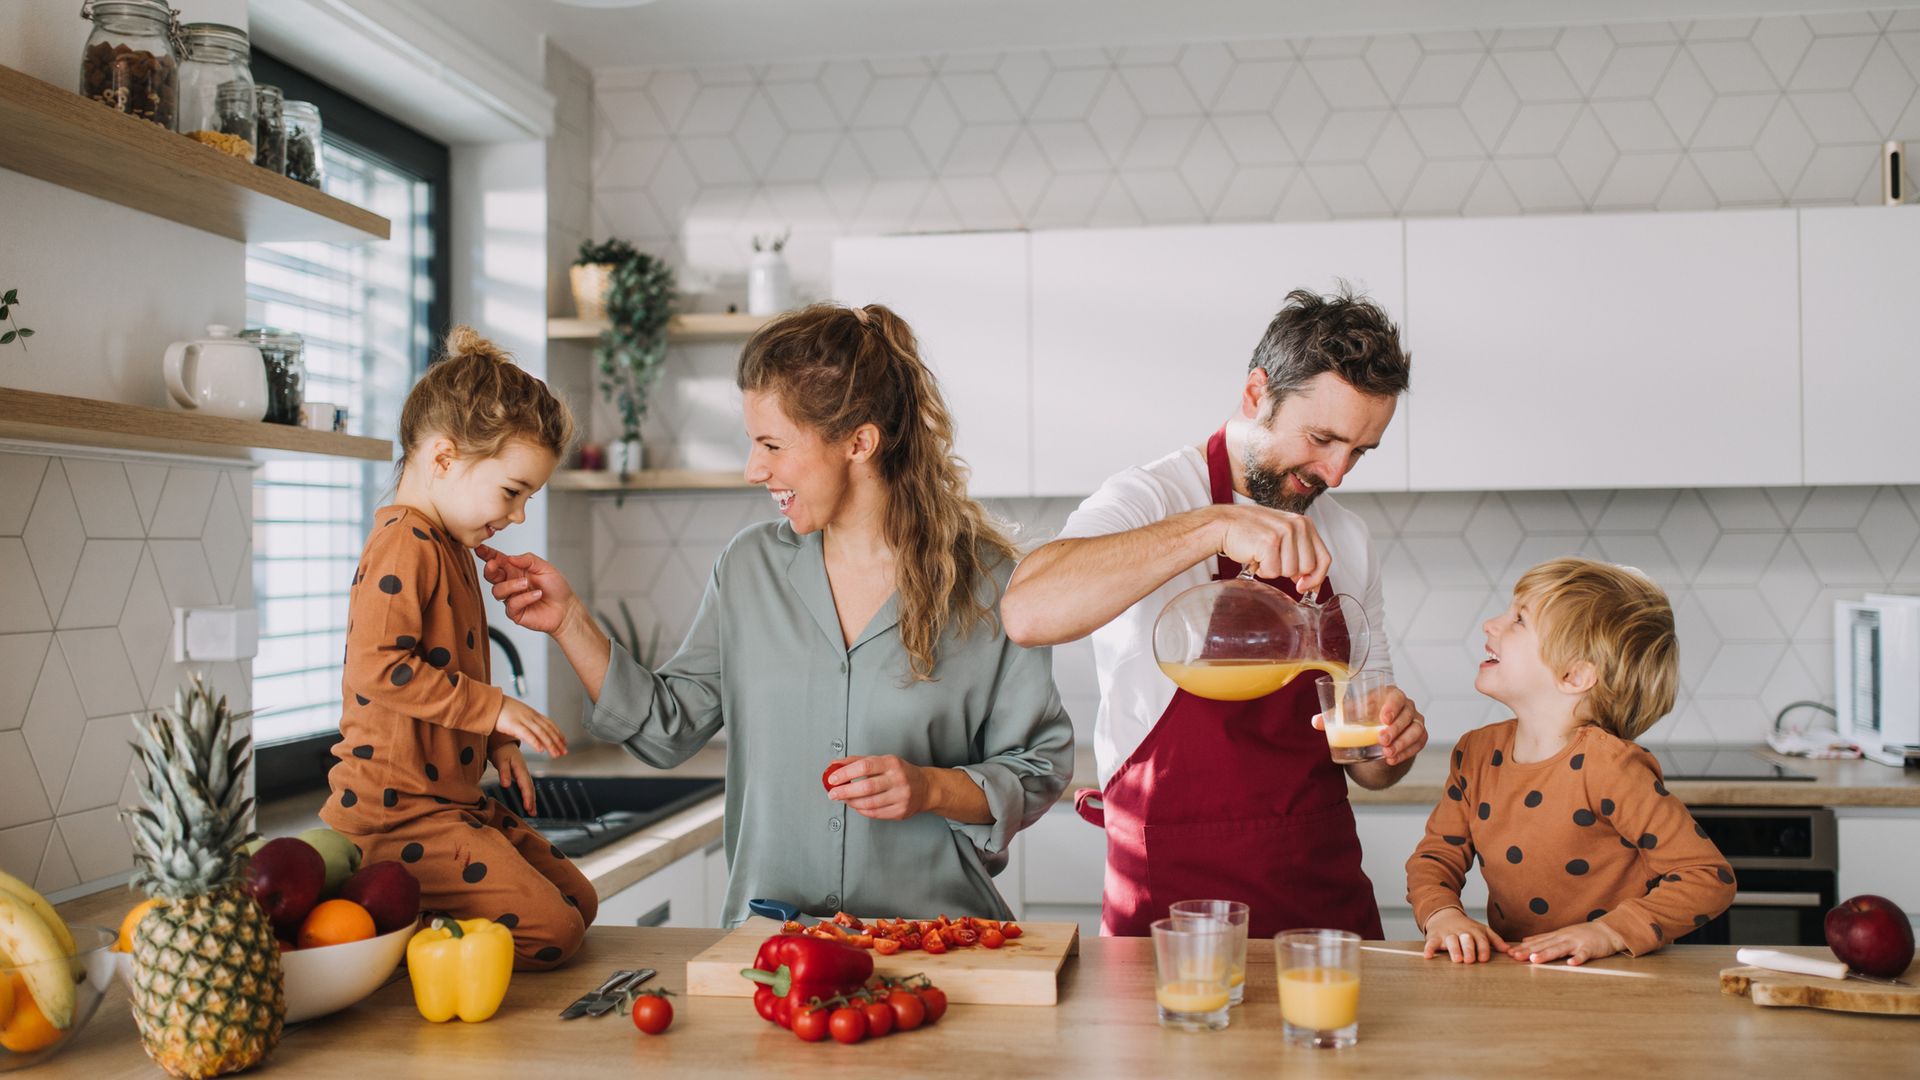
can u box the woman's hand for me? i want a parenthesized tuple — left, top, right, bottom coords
(1422, 907, 1509, 963)
(1508, 921, 1626, 966)
(493, 697, 568, 758)
(825, 755, 933, 820)
(490, 743, 537, 815)
(475, 545, 575, 634)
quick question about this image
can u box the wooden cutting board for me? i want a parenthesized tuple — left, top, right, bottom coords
(687, 917, 1079, 1006)
(1720, 965, 1920, 1016)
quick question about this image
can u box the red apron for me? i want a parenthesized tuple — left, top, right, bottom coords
(1074, 427, 1383, 941)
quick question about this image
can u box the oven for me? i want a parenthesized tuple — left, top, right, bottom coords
(1677, 806, 1837, 947)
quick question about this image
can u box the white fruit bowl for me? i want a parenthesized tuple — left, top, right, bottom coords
(116, 918, 417, 1024)
(1, 926, 117, 1073)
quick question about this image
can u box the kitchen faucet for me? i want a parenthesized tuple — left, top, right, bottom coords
(487, 626, 527, 697)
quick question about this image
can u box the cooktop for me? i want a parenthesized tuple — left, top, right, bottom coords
(1650, 746, 1813, 781)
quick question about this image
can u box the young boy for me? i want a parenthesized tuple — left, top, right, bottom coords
(1406, 557, 1736, 966)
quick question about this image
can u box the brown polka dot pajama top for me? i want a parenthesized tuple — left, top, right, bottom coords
(320, 505, 597, 970)
(1406, 721, 1737, 956)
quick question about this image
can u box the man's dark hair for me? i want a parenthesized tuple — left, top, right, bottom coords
(1248, 283, 1411, 408)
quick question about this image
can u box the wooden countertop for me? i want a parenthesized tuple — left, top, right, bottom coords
(44, 930, 1919, 1077)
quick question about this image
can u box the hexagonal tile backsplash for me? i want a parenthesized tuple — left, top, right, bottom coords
(0, 450, 253, 895)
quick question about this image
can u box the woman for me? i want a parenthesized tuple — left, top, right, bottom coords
(477, 303, 1074, 925)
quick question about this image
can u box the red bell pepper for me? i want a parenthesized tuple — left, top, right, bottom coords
(741, 934, 875, 1028)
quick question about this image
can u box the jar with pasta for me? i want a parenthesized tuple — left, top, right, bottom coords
(78, 0, 180, 129)
(176, 22, 255, 161)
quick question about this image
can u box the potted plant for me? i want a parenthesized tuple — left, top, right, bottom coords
(2, 287, 33, 351)
(571, 238, 638, 321)
(594, 244, 676, 477)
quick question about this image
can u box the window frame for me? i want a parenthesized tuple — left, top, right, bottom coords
(250, 51, 452, 805)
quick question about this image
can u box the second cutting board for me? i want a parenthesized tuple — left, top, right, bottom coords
(687, 917, 1079, 1006)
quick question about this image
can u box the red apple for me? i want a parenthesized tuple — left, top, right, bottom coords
(245, 837, 327, 936)
(339, 861, 421, 935)
(1825, 894, 1916, 978)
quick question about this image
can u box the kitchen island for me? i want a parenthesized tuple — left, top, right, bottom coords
(43, 929, 1917, 1077)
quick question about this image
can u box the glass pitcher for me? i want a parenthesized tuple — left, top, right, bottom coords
(1153, 559, 1371, 702)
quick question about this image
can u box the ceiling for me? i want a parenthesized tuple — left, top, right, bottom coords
(537, 0, 1920, 70)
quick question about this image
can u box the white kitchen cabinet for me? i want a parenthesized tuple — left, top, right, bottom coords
(1352, 806, 1488, 926)
(1836, 809, 1920, 921)
(1405, 209, 1802, 491)
(1030, 221, 1409, 497)
(703, 840, 727, 927)
(830, 232, 1032, 497)
(1801, 205, 1920, 485)
(594, 846, 711, 929)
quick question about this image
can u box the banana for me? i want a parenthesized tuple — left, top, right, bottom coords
(0, 891, 73, 1029)
(0, 869, 76, 958)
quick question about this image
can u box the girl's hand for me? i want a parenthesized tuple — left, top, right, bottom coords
(1422, 907, 1509, 963)
(494, 697, 568, 758)
(490, 743, 537, 815)
(1509, 922, 1627, 966)
(826, 755, 931, 820)
(475, 545, 575, 634)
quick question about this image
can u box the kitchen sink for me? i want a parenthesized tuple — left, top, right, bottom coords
(480, 775, 724, 857)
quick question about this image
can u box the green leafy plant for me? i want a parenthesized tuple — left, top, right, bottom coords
(1, 288, 32, 351)
(597, 598, 664, 668)
(575, 237, 640, 267)
(594, 245, 676, 452)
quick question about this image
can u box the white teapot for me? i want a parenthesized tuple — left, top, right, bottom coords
(164, 324, 268, 421)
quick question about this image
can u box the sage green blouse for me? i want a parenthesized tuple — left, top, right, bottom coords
(584, 520, 1074, 927)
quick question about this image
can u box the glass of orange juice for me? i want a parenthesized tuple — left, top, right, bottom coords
(1276, 929, 1360, 1049)
(1170, 900, 1250, 1005)
(1150, 916, 1232, 1032)
(1315, 671, 1390, 763)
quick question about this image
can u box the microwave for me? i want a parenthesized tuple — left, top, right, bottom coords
(1834, 595, 1920, 767)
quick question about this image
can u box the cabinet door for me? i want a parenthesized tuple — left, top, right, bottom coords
(1030, 221, 1408, 496)
(1802, 206, 1920, 485)
(1019, 803, 1106, 906)
(1352, 807, 1489, 918)
(1405, 209, 1801, 491)
(594, 848, 707, 928)
(830, 233, 1032, 496)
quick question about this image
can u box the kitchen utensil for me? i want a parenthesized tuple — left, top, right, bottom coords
(586, 969, 656, 1017)
(1357, 945, 1658, 977)
(747, 898, 813, 925)
(163, 324, 268, 421)
(687, 916, 1080, 1005)
(1152, 559, 1371, 702)
(1735, 948, 1912, 986)
(1722, 961, 1920, 1016)
(560, 969, 640, 1019)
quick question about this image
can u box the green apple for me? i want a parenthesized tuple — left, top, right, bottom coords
(297, 827, 363, 896)
(243, 836, 268, 856)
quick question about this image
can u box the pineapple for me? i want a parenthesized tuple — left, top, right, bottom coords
(122, 676, 284, 1079)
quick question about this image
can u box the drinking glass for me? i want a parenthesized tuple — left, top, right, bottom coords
(1315, 670, 1392, 763)
(1151, 917, 1232, 1032)
(1170, 900, 1250, 1005)
(1276, 929, 1360, 1049)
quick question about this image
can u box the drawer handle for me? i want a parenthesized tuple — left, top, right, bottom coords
(637, 900, 671, 928)
(1731, 891, 1824, 908)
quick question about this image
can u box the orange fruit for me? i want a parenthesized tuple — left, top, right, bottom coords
(116, 897, 161, 952)
(297, 899, 376, 949)
(0, 974, 60, 1054)
(0, 967, 13, 1028)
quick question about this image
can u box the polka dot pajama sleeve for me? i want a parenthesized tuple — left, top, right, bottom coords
(1406, 737, 1479, 930)
(1587, 748, 1739, 956)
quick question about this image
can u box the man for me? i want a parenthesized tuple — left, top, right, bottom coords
(1001, 285, 1428, 940)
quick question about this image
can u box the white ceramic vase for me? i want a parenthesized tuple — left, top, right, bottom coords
(608, 436, 644, 475)
(746, 249, 792, 316)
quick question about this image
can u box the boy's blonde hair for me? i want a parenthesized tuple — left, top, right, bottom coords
(1512, 557, 1677, 741)
(396, 326, 576, 476)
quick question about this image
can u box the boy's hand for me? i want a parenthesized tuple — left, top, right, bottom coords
(493, 696, 568, 758)
(490, 743, 536, 815)
(1422, 907, 1509, 963)
(1509, 921, 1627, 966)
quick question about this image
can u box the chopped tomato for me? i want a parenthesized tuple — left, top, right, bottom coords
(873, 937, 902, 956)
(980, 927, 1005, 949)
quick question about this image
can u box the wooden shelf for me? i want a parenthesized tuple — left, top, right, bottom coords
(0, 387, 393, 461)
(549, 469, 754, 492)
(548, 312, 777, 343)
(0, 64, 390, 244)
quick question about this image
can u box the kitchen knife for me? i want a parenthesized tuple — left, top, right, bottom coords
(560, 969, 641, 1019)
(585, 968, 657, 1017)
(748, 898, 815, 925)
(1735, 948, 1914, 987)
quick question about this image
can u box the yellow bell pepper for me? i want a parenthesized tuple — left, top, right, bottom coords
(406, 916, 514, 1023)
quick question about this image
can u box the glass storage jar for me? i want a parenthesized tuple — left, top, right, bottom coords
(283, 100, 325, 187)
(254, 84, 286, 173)
(78, 0, 180, 129)
(176, 22, 255, 161)
(240, 328, 305, 425)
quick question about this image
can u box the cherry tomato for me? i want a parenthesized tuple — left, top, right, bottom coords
(828, 1005, 868, 1044)
(922, 931, 948, 955)
(792, 1005, 831, 1042)
(630, 990, 673, 1035)
(822, 764, 838, 793)
(861, 999, 894, 1037)
(754, 984, 779, 1024)
(886, 990, 926, 1031)
(1002, 922, 1023, 939)
(873, 937, 901, 956)
(980, 927, 1006, 949)
(918, 984, 948, 1023)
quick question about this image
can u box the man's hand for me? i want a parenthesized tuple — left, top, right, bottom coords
(1508, 922, 1627, 966)
(1312, 684, 1427, 779)
(1213, 504, 1331, 594)
(1423, 907, 1509, 963)
(476, 545, 576, 634)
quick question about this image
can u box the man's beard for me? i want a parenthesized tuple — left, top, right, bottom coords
(1245, 459, 1327, 513)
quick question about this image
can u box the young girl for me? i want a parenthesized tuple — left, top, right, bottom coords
(320, 326, 594, 969)
(1407, 557, 1736, 966)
